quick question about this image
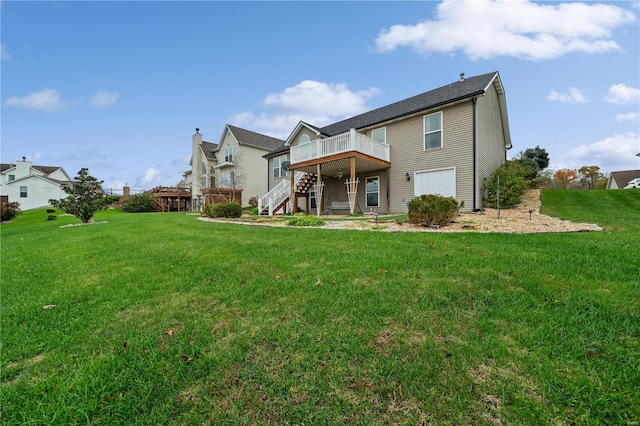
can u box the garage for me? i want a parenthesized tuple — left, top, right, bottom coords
(414, 167, 456, 198)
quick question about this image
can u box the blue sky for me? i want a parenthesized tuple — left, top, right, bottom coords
(2, 0, 639, 191)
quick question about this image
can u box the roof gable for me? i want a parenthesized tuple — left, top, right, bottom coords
(201, 141, 218, 160)
(319, 71, 499, 136)
(225, 124, 284, 151)
(610, 169, 640, 188)
(284, 121, 322, 146)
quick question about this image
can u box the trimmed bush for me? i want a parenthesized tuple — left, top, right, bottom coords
(47, 215, 57, 221)
(248, 196, 258, 207)
(286, 213, 325, 227)
(205, 202, 242, 218)
(407, 194, 461, 228)
(46, 208, 56, 214)
(0, 202, 21, 222)
(123, 193, 155, 213)
(482, 160, 529, 208)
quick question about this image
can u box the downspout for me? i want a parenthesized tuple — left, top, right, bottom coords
(472, 97, 478, 212)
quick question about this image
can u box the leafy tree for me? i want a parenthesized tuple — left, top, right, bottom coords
(578, 165, 605, 190)
(49, 168, 108, 223)
(519, 146, 550, 171)
(554, 169, 578, 189)
(482, 160, 529, 208)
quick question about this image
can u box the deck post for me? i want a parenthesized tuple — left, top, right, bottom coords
(349, 157, 356, 214)
(316, 164, 322, 216)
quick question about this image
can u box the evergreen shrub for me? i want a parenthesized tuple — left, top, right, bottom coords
(205, 202, 242, 218)
(407, 194, 461, 228)
(123, 193, 155, 212)
(0, 202, 21, 222)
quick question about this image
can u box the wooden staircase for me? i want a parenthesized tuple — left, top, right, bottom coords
(258, 172, 316, 215)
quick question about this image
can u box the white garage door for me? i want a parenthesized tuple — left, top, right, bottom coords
(414, 168, 456, 198)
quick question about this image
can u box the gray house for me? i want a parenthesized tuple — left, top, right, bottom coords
(260, 71, 512, 215)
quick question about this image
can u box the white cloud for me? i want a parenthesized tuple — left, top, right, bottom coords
(546, 87, 589, 104)
(616, 112, 639, 122)
(1, 45, 10, 61)
(565, 132, 640, 171)
(135, 168, 163, 188)
(4, 89, 65, 112)
(605, 84, 640, 105)
(228, 80, 382, 138)
(374, 0, 635, 60)
(90, 90, 119, 108)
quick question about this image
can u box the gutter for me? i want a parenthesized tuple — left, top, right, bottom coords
(472, 96, 478, 211)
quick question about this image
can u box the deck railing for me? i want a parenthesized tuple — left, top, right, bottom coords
(290, 129, 390, 164)
(257, 171, 306, 216)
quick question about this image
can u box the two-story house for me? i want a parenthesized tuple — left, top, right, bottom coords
(1, 158, 72, 211)
(189, 125, 284, 209)
(259, 71, 511, 215)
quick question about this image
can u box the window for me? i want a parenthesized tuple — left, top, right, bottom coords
(366, 177, 379, 207)
(372, 127, 386, 144)
(273, 155, 288, 178)
(201, 162, 206, 174)
(225, 147, 233, 162)
(20, 186, 27, 198)
(230, 171, 235, 187)
(310, 189, 317, 209)
(424, 112, 442, 150)
(201, 176, 207, 189)
(210, 176, 216, 187)
(298, 134, 310, 144)
(8, 174, 15, 181)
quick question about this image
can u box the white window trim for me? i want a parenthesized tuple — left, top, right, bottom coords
(273, 154, 288, 179)
(414, 167, 456, 198)
(372, 127, 386, 144)
(298, 134, 310, 144)
(365, 176, 380, 208)
(20, 185, 28, 198)
(224, 146, 233, 162)
(423, 111, 443, 151)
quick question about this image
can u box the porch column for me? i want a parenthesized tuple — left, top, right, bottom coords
(291, 169, 297, 213)
(349, 156, 356, 214)
(316, 164, 323, 216)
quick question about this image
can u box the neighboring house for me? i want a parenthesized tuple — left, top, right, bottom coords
(260, 71, 511, 215)
(606, 169, 640, 189)
(1, 158, 72, 211)
(189, 125, 284, 209)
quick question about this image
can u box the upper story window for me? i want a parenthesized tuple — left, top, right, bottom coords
(224, 147, 233, 162)
(273, 154, 288, 179)
(372, 127, 386, 144)
(298, 134, 310, 144)
(20, 186, 27, 198)
(8, 174, 15, 181)
(424, 111, 442, 150)
(201, 162, 206, 174)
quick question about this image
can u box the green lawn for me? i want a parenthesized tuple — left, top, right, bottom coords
(2, 189, 639, 425)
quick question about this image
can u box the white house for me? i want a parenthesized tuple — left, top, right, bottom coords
(1, 158, 72, 211)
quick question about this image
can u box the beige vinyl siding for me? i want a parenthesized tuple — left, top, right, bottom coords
(289, 128, 320, 148)
(383, 101, 474, 213)
(476, 83, 507, 208)
(266, 154, 290, 191)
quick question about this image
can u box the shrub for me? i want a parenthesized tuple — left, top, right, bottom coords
(248, 196, 258, 207)
(407, 194, 462, 228)
(205, 202, 242, 218)
(123, 193, 155, 213)
(286, 213, 325, 227)
(104, 195, 121, 205)
(482, 160, 529, 208)
(47, 215, 57, 221)
(0, 202, 21, 222)
(46, 208, 56, 214)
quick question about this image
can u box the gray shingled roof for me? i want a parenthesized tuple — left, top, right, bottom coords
(227, 124, 284, 151)
(201, 141, 218, 160)
(1, 163, 64, 175)
(263, 145, 290, 159)
(320, 71, 499, 136)
(610, 169, 640, 188)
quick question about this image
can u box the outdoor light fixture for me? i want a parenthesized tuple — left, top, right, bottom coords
(406, 173, 411, 181)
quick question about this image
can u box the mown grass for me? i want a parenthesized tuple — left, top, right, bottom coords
(1, 190, 639, 425)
